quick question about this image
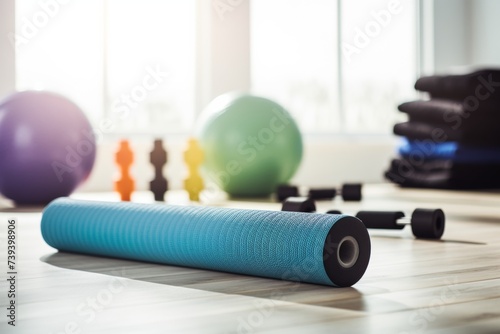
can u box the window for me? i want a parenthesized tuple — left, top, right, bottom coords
(15, 0, 419, 136)
(105, 0, 196, 134)
(251, 0, 418, 134)
(251, 0, 340, 133)
(15, 0, 195, 135)
(15, 0, 104, 122)
(339, 0, 418, 134)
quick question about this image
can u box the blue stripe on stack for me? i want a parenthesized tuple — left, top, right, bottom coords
(398, 139, 500, 164)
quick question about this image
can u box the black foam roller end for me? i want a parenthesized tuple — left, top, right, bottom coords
(323, 216, 371, 287)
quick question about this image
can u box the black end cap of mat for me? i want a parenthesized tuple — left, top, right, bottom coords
(323, 216, 371, 287)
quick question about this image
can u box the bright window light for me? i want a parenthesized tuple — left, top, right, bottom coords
(341, 0, 418, 134)
(15, 0, 418, 136)
(15, 0, 196, 135)
(251, 0, 418, 135)
(15, 0, 103, 121)
(105, 0, 196, 134)
(251, 0, 340, 133)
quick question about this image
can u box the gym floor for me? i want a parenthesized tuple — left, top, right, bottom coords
(1, 184, 499, 334)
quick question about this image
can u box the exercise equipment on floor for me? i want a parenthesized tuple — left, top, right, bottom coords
(387, 69, 500, 189)
(197, 93, 303, 197)
(343, 209, 445, 240)
(280, 196, 316, 212)
(183, 138, 204, 201)
(276, 183, 362, 202)
(149, 139, 168, 202)
(41, 198, 371, 287)
(114, 140, 135, 201)
(0, 91, 96, 204)
(281, 197, 445, 240)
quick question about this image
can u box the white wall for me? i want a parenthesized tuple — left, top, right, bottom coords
(432, 0, 500, 73)
(0, 0, 16, 98)
(469, 0, 500, 67)
(432, 0, 470, 72)
(195, 0, 250, 114)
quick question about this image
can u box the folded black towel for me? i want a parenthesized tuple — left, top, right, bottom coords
(393, 121, 500, 145)
(390, 158, 453, 172)
(387, 69, 500, 190)
(385, 158, 500, 189)
(398, 99, 500, 127)
(415, 69, 500, 100)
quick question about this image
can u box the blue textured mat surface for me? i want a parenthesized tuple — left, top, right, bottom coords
(41, 198, 370, 287)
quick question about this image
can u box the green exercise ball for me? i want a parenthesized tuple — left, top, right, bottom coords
(198, 93, 303, 197)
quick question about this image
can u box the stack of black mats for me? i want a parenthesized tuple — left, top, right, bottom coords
(385, 69, 500, 189)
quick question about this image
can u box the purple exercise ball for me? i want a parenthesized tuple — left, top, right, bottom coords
(0, 91, 96, 205)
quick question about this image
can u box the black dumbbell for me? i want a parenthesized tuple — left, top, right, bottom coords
(351, 209, 445, 240)
(281, 198, 445, 240)
(276, 184, 300, 202)
(280, 197, 317, 212)
(276, 183, 362, 202)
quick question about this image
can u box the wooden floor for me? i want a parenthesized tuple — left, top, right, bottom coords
(1, 184, 500, 333)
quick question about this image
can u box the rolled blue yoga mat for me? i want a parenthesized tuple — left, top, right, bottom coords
(41, 198, 371, 287)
